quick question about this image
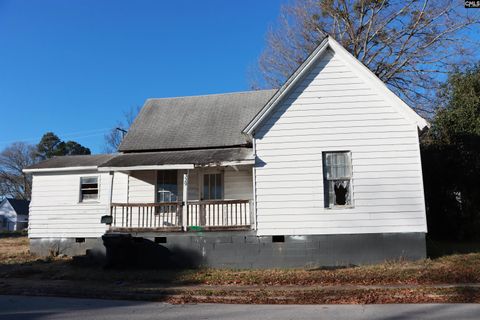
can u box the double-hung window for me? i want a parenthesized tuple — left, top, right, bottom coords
(203, 173, 223, 200)
(323, 151, 353, 208)
(157, 170, 178, 203)
(80, 176, 99, 202)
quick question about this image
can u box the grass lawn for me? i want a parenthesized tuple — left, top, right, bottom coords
(1, 236, 480, 304)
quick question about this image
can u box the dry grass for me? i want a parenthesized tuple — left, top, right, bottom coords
(0, 235, 37, 264)
(1, 236, 480, 286)
(2, 236, 480, 304)
(191, 253, 480, 286)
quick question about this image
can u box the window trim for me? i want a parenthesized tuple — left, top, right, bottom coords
(322, 151, 354, 209)
(79, 175, 100, 203)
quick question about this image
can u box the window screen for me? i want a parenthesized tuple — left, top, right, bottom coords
(80, 176, 99, 202)
(323, 152, 353, 208)
(203, 173, 223, 200)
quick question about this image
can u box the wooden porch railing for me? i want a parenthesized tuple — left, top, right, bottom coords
(110, 202, 183, 231)
(187, 200, 251, 228)
(109, 199, 252, 231)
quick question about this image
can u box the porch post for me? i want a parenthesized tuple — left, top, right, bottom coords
(182, 170, 189, 231)
(106, 171, 114, 228)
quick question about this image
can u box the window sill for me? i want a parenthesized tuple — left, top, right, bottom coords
(78, 200, 101, 204)
(326, 205, 355, 210)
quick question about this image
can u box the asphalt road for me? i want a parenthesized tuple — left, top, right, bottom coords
(0, 295, 479, 320)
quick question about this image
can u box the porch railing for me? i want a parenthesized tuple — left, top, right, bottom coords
(110, 202, 182, 230)
(187, 200, 251, 228)
(109, 199, 253, 231)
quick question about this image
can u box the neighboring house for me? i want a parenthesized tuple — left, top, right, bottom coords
(24, 36, 429, 268)
(0, 198, 30, 231)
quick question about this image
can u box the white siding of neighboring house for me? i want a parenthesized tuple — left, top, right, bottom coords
(0, 201, 17, 231)
(254, 48, 427, 236)
(29, 171, 111, 238)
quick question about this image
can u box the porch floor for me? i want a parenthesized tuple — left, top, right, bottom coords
(107, 225, 252, 233)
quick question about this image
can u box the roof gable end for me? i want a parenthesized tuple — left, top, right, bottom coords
(243, 36, 428, 136)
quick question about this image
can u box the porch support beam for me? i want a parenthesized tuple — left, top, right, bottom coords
(196, 160, 255, 167)
(98, 164, 194, 172)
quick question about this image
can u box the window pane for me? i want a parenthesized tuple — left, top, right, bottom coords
(323, 152, 352, 208)
(80, 176, 98, 202)
(334, 180, 349, 205)
(215, 173, 222, 199)
(203, 173, 222, 200)
(157, 170, 178, 202)
(203, 174, 210, 200)
(81, 177, 98, 185)
(209, 175, 215, 199)
(325, 152, 351, 179)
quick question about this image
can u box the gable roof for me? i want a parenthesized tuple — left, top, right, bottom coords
(2, 198, 30, 216)
(243, 36, 429, 136)
(23, 154, 116, 173)
(118, 90, 277, 152)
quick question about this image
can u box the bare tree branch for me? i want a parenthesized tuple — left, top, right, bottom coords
(103, 106, 141, 153)
(0, 142, 38, 200)
(253, 0, 480, 116)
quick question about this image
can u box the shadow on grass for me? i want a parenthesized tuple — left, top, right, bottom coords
(0, 231, 27, 238)
(0, 235, 204, 289)
(427, 237, 480, 259)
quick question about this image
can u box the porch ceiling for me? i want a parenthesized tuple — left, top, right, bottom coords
(98, 147, 254, 171)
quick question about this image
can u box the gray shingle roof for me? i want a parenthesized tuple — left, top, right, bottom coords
(118, 90, 277, 152)
(99, 148, 253, 168)
(25, 154, 116, 170)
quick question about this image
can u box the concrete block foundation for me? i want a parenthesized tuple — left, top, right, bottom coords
(30, 232, 426, 269)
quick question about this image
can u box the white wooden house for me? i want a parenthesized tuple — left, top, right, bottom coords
(24, 36, 428, 268)
(0, 198, 29, 232)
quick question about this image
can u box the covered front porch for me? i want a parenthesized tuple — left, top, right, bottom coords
(108, 199, 252, 232)
(98, 148, 255, 233)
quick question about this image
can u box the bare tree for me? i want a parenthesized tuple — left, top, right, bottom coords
(104, 106, 141, 153)
(0, 142, 38, 200)
(254, 0, 480, 114)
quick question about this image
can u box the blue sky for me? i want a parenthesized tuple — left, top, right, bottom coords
(0, 0, 285, 153)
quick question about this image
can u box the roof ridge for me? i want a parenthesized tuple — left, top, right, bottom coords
(146, 89, 277, 101)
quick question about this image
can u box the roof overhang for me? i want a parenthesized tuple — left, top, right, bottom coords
(98, 148, 255, 172)
(23, 166, 99, 173)
(98, 164, 194, 172)
(22, 148, 254, 174)
(98, 160, 255, 172)
(242, 36, 429, 137)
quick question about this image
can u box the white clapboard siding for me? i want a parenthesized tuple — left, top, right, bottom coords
(112, 172, 128, 203)
(254, 48, 426, 236)
(128, 171, 156, 203)
(29, 171, 110, 238)
(224, 167, 253, 200)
